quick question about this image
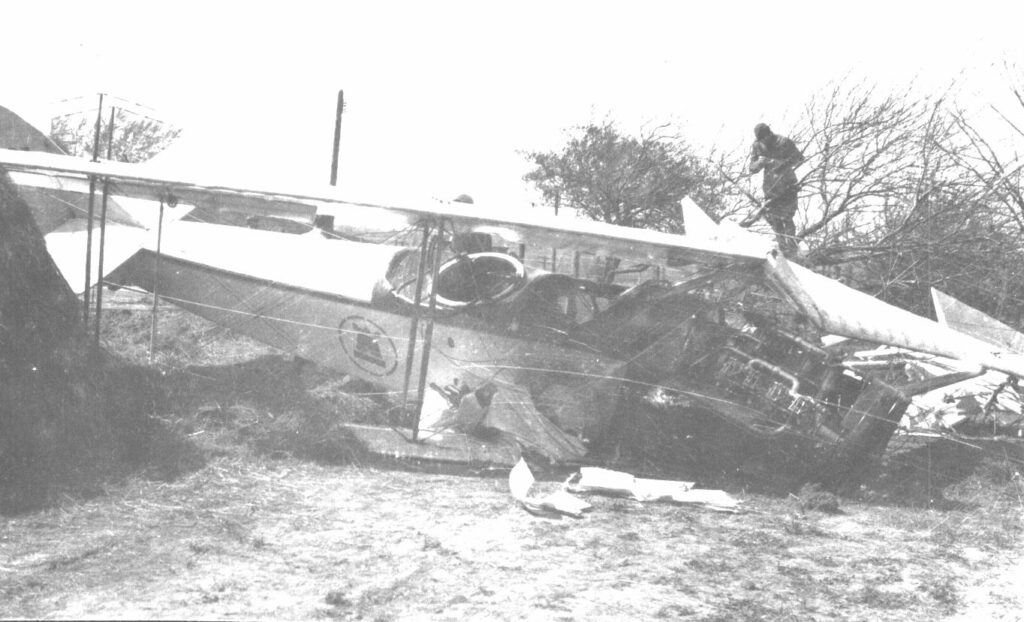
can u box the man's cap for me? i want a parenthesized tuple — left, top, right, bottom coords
(754, 123, 772, 140)
(453, 194, 474, 204)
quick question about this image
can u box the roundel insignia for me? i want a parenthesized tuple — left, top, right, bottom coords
(337, 316, 398, 376)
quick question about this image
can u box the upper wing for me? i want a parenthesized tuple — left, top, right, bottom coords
(0, 147, 768, 272)
(0, 148, 317, 228)
(4, 147, 1022, 378)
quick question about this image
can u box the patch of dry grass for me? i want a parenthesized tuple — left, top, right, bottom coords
(1, 441, 1020, 620)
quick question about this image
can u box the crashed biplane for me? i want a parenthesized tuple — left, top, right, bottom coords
(2, 104, 1022, 481)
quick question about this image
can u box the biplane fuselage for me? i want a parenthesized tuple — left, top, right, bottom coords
(101, 217, 926, 470)
(108, 220, 627, 444)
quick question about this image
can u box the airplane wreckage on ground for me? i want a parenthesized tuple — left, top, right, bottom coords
(2, 105, 1022, 486)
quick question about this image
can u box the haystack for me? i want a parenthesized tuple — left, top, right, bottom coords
(0, 167, 161, 511)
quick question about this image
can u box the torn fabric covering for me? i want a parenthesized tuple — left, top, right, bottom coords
(569, 467, 694, 500)
(419, 378, 590, 464)
(482, 384, 588, 463)
(509, 459, 590, 518)
(568, 467, 740, 513)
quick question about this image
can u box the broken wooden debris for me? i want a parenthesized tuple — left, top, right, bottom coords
(421, 382, 587, 464)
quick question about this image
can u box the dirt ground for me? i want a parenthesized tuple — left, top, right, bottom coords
(2, 295, 1023, 621)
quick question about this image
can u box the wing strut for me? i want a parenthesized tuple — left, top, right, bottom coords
(400, 223, 431, 429)
(148, 196, 166, 362)
(83, 175, 97, 322)
(82, 94, 107, 325)
(93, 106, 119, 344)
(399, 219, 447, 441)
(411, 222, 446, 440)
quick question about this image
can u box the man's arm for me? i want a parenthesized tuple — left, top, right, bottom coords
(749, 142, 767, 174)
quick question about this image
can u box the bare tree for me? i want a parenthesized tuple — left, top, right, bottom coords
(743, 82, 961, 266)
(923, 64, 1024, 323)
(719, 78, 1024, 321)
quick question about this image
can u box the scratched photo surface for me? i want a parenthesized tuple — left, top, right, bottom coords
(1, 3, 1023, 621)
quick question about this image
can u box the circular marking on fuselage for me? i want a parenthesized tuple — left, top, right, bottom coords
(337, 316, 398, 376)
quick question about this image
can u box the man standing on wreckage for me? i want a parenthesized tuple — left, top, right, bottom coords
(745, 123, 805, 257)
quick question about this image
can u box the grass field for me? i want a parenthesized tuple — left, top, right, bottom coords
(1, 291, 1022, 620)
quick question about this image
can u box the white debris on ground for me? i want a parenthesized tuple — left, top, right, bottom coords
(567, 467, 740, 513)
(508, 459, 591, 519)
(508, 460, 740, 519)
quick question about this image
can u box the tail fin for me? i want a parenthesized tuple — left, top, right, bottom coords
(932, 288, 1024, 355)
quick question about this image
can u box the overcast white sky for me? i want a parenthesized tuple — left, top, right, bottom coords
(3, 0, 1022, 209)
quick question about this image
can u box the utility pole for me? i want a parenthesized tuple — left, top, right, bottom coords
(329, 90, 344, 186)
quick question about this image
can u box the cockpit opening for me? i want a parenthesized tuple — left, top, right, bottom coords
(387, 250, 526, 308)
(434, 252, 526, 306)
